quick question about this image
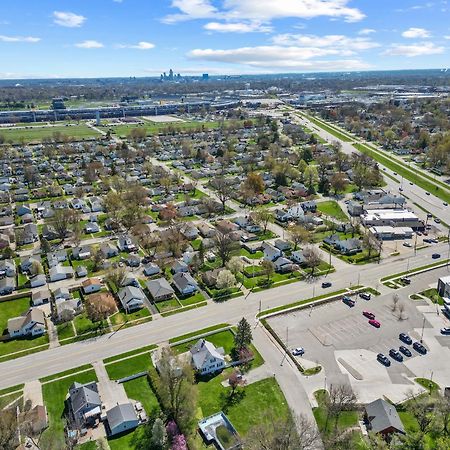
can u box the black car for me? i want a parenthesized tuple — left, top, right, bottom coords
(377, 353, 390, 366)
(342, 296, 355, 307)
(432, 253, 441, 259)
(399, 346, 412, 357)
(322, 281, 332, 288)
(359, 292, 371, 300)
(399, 333, 412, 345)
(400, 277, 411, 285)
(413, 342, 427, 354)
(389, 349, 403, 362)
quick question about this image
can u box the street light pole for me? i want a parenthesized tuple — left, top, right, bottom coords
(420, 316, 426, 343)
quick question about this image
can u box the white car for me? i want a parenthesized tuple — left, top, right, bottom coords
(403, 242, 412, 248)
(292, 347, 305, 356)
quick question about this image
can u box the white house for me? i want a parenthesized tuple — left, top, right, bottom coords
(261, 242, 282, 262)
(49, 264, 74, 282)
(8, 308, 46, 338)
(190, 339, 225, 375)
(118, 286, 146, 312)
(82, 278, 102, 295)
(32, 288, 52, 306)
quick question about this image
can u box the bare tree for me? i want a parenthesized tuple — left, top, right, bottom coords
(289, 225, 312, 251)
(105, 267, 127, 290)
(51, 209, 79, 242)
(251, 208, 273, 234)
(261, 260, 275, 282)
(325, 384, 357, 431)
(228, 370, 246, 396)
(215, 231, 238, 267)
(245, 413, 320, 450)
(391, 293, 400, 312)
(303, 246, 322, 276)
(85, 294, 117, 322)
(212, 177, 232, 211)
(0, 408, 18, 450)
(398, 302, 406, 320)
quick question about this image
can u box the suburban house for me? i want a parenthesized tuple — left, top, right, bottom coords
(198, 412, 241, 450)
(0, 259, 16, 277)
(106, 403, 139, 436)
(364, 398, 405, 437)
(8, 308, 46, 338)
(53, 287, 72, 301)
(0, 276, 16, 295)
(291, 250, 305, 265)
(172, 272, 198, 296)
(117, 286, 146, 312)
(190, 339, 226, 375)
(32, 288, 52, 306)
(323, 234, 362, 255)
(67, 381, 102, 429)
(72, 245, 91, 260)
(85, 222, 100, 234)
(75, 266, 88, 278)
(171, 260, 189, 274)
(82, 278, 102, 295)
(55, 298, 83, 322)
(29, 274, 47, 288)
(146, 278, 175, 301)
(274, 257, 297, 273)
(143, 262, 161, 277)
(49, 264, 74, 282)
(100, 242, 119, 259)
(117, 235, 136, 252)
(261, 242, 282, 262)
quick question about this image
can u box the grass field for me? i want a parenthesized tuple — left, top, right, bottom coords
(105, 352, 153, 380)
(173, 329, 236, 355)
(169, 323, 230, 344)
(304, 115, 353, 142)
(40, 369, 98, 450)
(317, 200, 348, 221)
(0, 124, 101, 143)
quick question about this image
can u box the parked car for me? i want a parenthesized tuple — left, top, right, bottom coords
(363, 311, 375, 320)
(400, 277, 411, 285)
(427, 214, 433, 218)
(426, 192, 431, 196)
(434, 218, 441, 223)
(389, 349, 403, 362)
(369, 319, 381, 328)
(432, 253, 441, 259)
(403, 242, 412, 248)
(399, 346, 412, 357)
(444, 203, 448, 206)
(399, 187, 403, 192)
(322, 281, 332, 288)
(399, 333, 412, 345)
(413, 342, 427, 354)
(440, 327, 450, 335)
(409, 182, 413, 185)
(377, 353, 390, 366)
(292, 347, 305, 356)
(359, 292, 371, 300)
(342, 296, 355, 307)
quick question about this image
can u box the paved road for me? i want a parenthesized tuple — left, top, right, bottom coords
(0, 241, 449, 390)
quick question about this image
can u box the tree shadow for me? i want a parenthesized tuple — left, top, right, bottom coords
(220, 389, 246, 413)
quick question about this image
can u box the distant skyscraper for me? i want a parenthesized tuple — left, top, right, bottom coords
(202, 73, 209, 80)
(169, 69, 174, 80)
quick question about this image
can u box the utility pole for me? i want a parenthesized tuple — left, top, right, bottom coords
(420, 316, 426, 343)
(281, 326, 289, 366)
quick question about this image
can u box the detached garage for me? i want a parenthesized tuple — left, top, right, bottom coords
(106, 403, 139, 436)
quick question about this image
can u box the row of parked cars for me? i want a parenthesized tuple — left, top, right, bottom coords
(377, 333, 427, 366)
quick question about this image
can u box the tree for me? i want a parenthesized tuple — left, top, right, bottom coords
(252, 208, 273, 233)
(90, 248, 104, 273)
(303, 166, 318, 195)
(289, 225, 311, 251)
(215, 231, 238, 267)
(30, 260, 43, 276)
(303, 246, 321, 276)
(261, 259, 275, 282)
(226, 256, 244, 275)
(234, 317, 252, 350)
(330, 173, 348, 196)
(154, 347, 198, 435)
(0, 408, 17, 450)
(212, 177, 232, 211)
(105, 267, 127, 290)
(51, 208, 79, 242)
(85, 293, 117, 322)
(216, 269, 236, 290)
(362, 232, 380, 257)
(228, 370, 245, 395)
(243, 172, 265, 195)
(316, 154, 331, 194)
(326, 383, 357, 430)
(121, 203, 143, 231)
(162, 226, 186, 258)
(391, 293, 400, 312)
(245, 413, 319, 450)
(150, 417, 168, 450)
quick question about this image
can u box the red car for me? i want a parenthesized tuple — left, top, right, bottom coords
(363, 311, 375, 320)
(369, 319, 381, 328)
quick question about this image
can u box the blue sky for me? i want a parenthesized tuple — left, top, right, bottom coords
(0, 0, 448, 79)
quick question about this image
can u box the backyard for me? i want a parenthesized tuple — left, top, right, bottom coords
(317, 201, 348, 222)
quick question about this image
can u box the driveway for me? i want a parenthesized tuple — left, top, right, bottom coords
(93, 361, 129, 411)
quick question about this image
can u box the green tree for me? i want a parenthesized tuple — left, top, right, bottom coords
(234, 317, 252, 350)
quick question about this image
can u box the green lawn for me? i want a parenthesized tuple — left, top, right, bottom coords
(0, 124, 101, 144)
(179, 292, 205, 306)
(419, 288, 444, 305)
(122, 376, 160, 415)
(0, 390, 23, 409)
(40, 370, 98, 450)
(56, 322, 76, 340)
(0, 296, 31, 331)
(198, 375, 290, 435)
(169, 324, 230, 344)
(40, 364, 93, 383)
(156, 298, 181, 313)
(240, 249, 263, 259)
(108, 426, 146, 450)
(313, 390, 359, 436)
(73, 313, 109, 335)
(317, 201, 348, 221)
(110, 308, 151, 327)
(105, 353, 153, 380)
(173, 329, 236, 355)
(237, 270, 303, 290)
(76, 442, 98, 450)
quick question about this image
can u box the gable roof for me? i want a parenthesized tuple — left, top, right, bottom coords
(190, 339, 225, 370)
(107, 403, 138, 430)
(69, 382, 101, 416)
(365, 399, 405, 434)
(146, 278, 174, 298)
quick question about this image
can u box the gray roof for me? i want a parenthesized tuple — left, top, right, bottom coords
(107, 403, 138, 430)
(118, 286, 145, 303)
(69, 382, 101, 416)
(146, 278, 174, 298)
(190, 339, 225, 371)
(365, 399, 405, 434)
(172, 272, 197, 291)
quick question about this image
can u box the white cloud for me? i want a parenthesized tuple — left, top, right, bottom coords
(444, 35, 450, 40)
(204, 21, 272, 33)
(188, 45, 370, 71)
(272, 33, 379, 52)
(75, 40, 104, 48)
(164, 0, 365, 24)
(53, 11, 86, 28)
(358, 28, 376, 35)
(383, 42, 444, 57)
(117, 41, 155, 50)
(0, 35, 40, 43)
(401, 27, 431, 38)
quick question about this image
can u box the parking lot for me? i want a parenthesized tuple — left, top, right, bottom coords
(267, 291, 450, 403)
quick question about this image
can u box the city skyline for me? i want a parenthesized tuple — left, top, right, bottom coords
(0, 0, 449, 79)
